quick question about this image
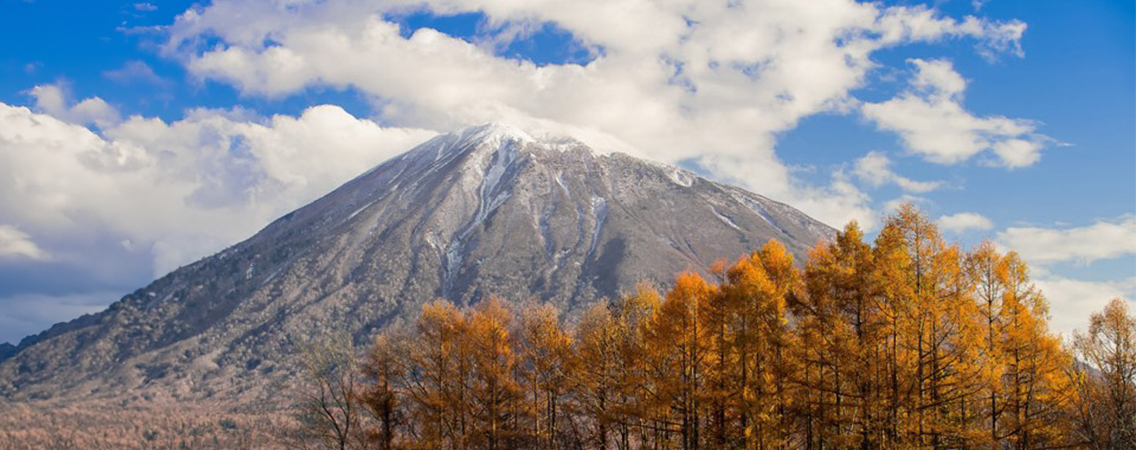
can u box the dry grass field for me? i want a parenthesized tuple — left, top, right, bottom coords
(0, 401, 292, 449)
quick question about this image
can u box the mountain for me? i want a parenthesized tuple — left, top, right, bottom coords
(0, 123, 833, 404)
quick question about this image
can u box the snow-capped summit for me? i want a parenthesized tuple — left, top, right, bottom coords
(457, 122, 536, 146)
(0, 124, 834, 404)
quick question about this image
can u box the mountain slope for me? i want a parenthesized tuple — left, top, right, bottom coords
(0, 123, 833, 403)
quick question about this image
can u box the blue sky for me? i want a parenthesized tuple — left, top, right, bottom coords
(0, 0, 1132, 343)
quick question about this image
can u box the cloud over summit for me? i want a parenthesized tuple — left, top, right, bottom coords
(160, 0, 1034, 228)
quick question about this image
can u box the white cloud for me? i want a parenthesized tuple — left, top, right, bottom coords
(861, 59, 1047, 168)
(29, 84, 121, 129)
(788, 179, 878, 232)
(937, 212, 993, 233)
(0, 102, 434, 277)
(159, 0, 1028, 228)
(852, 151, 943, 193)
(991, 219, 1136, 338)
(0, 225, 48, 260)
(1032, 273, 1136, 338)
(134, 3, 157, 12)
(883, 194, 930, 215)
(997, 216, 1136, 265)
(991, 139, 1045, 168)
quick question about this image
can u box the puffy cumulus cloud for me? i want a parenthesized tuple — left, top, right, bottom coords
(29, 84, 122, 129)
(0, 225, 48, 260)
(997, 216, 1136, 265)
(1031, 272, 1136, 338)
(160, 0, 1028, 227)
(937, 212, 994, 233)
(852, 151, 943, 193)
(862, 59, 1048, 168)
(0, 102, 434, 278)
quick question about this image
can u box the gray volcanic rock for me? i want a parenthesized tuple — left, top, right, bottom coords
(0, 123, 833, 403)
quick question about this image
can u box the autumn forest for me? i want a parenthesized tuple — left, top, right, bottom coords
(290, 206, 1136, 450)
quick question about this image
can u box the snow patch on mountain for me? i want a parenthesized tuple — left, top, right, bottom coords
(459, 123, 535, 149)
(555, 172, 570, 199)
(588, 196, 608, 256)
(667, 168, 696, 187)
(713, 208, 743, 232)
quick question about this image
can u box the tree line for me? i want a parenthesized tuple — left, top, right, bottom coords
(288, 205, 1135, 450)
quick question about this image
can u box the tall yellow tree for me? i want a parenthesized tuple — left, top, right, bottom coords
(575, 286, 658, 450)
(873, 204, 987, 448)
(516, 301, 577, 449)
(798, 221, 890, 449)
(403, 300, 467, 449)
(966, 240, 1009, 449)
(465, 296, 523, 450)
(870, 216, 916, 446)
(718, 240, 799, 450)
(996, 252, 1073, 449)
(642, 272, 715, 450)
(575, 303, 621, 450)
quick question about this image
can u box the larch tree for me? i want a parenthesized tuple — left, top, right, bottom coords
(719, 240, 799, 450)
(466, 296, 523, 450)
(966, 241, 1009, 449)
(996, 252, 1074, 449)
(643, 272, 715, 450)
(403, 300, 467, 449)
(1072, 298, 1136, 450)
(702, 260, 741, 449)
(516, 301, 577, 449)
(798, 222, 887, 450)
(870, 216, 916, 447)
(616, 286, 660, 450)
(575, 302, 621, 450)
